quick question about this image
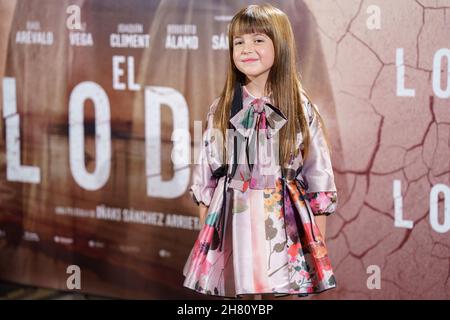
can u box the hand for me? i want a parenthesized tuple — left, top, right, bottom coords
(314, 215, 327, 241)
(199, 203, 209, 227)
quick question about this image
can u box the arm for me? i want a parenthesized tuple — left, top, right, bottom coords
(306, 191, 337, 240)
(189, 99, 220, 220)
(300, 101, 338, 237)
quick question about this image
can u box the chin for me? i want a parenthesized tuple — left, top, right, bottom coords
(243, 71, 268, 78)
(238, 67, 265, 76)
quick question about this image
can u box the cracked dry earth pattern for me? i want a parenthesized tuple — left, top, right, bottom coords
(305, 0, 450, 299)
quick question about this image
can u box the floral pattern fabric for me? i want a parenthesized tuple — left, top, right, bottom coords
(184, 85, 338, 298)
(307, 191, 337, 216)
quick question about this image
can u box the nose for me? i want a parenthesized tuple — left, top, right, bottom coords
(242, 40, 254, 53)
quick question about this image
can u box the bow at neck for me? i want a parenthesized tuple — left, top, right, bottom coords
(226, 86, 288, 191)
(229, 98, 287, 140)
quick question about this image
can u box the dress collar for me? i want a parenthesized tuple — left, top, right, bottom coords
(230, 85, 287, 138)
(242, 85, 273, 106)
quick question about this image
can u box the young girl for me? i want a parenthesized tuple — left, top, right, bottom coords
(183, 4, 338, 299)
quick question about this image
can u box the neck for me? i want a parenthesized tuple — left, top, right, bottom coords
(245, 73, 270, 98)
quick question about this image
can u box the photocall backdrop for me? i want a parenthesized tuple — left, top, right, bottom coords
(0, 0, 449, 299)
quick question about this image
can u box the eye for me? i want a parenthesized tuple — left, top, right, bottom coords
(255, 38, 265, 43)
(233, 40, 243, 45)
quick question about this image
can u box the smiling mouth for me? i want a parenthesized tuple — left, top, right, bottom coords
(242, 59, 258, 63)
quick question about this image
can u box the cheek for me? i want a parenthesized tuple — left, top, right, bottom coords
(261, 48, 274, 64)
(264, 42, 275, 64)
(268, 52, 275, 65)
(232, 49, 240, 64)
(267, 47, 275, 66)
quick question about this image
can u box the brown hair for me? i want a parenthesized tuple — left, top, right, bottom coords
(213, 3, 331, 166)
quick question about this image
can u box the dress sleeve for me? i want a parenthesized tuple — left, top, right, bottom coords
(300, 101, 338, 216)
(306, 191, 337, 216)
(189, 99, 220, 207)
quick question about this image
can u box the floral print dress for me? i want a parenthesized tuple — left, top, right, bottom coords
(183, 85, 338, 298)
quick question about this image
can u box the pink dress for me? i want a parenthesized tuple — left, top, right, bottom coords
(183, 85, 338, 298)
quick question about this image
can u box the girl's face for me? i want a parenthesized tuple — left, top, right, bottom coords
(232, 32, 275, 82)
